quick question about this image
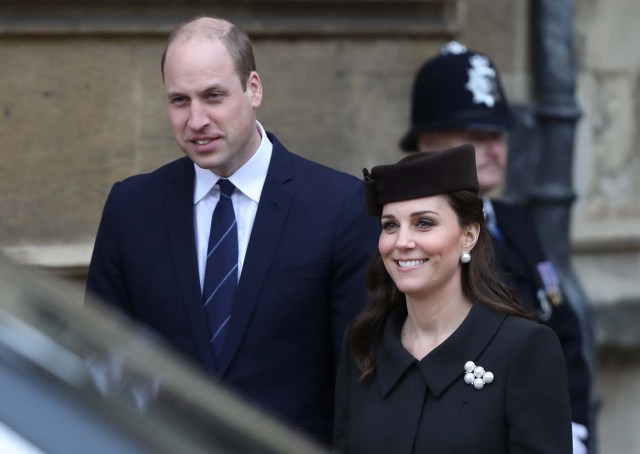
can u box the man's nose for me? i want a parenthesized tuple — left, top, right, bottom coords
(486, 135, 507, 156)
(188, 102, 210, 130)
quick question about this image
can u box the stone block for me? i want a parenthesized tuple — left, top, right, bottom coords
(0, 38, 177, 245)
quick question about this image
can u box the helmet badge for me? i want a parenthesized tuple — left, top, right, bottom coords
(465, 55, 500, 107)
(440, 41, 467, 55)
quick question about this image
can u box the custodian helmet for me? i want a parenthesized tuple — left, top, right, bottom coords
(400, 41, 514, 152)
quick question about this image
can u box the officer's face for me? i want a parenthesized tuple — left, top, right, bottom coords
(417, 129, 508, 195)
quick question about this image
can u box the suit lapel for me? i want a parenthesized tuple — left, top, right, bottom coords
(216, 136, 294, 376)
(164, 158, 216, 373)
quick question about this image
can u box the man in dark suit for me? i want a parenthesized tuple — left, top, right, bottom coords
(85, 16, 378, 446)
(399, 41, 591, 453)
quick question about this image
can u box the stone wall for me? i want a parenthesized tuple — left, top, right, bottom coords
(0, 0, 460, 270)
(1, 0, 639, 452)
(573, 0, 640, 451)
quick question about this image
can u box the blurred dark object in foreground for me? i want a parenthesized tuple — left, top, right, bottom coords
(0, 252, 327, 454)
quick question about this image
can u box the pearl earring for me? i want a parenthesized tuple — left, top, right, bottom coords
(460, 251, 471, 264)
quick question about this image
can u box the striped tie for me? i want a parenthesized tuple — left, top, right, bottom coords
(202, 179, 238, 367)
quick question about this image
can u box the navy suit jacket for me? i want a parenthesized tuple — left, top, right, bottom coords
(491, 200, 590, 427)
(86, 132, 379, 445)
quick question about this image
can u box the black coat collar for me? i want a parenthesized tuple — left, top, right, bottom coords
(375, 303, 506, 397)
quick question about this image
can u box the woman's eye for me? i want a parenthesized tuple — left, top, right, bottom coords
(417, 219, 434, 229)
(382, 221, 398, 231)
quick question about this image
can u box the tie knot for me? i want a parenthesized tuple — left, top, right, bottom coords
(217, 179, 235, 197)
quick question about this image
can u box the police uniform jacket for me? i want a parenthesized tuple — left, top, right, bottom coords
(334, 303, 572, 454)
(491, 199, 590, 426)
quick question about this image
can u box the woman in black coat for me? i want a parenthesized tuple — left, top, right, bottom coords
(334, 144, 572, 453)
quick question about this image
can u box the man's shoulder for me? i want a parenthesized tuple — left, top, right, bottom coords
(491, 198, 537, 229)
(105, 157, 193, 210)
(491, 198, 545, 252)
(268, 132, 360, 188)
(491, 198, 529, 216)
(117, 156, 192, 188)
(289, 151, 360, 186)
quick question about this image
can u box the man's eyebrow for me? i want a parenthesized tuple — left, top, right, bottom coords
(166, 84, 225, 99)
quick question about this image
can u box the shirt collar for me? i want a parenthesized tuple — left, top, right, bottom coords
(482, 197, 495, 219)
(193, 121, 273, 204)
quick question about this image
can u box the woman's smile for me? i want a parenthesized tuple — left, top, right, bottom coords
(397, 259, 428, 268)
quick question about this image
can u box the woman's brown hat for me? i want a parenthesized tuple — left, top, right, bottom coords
(363, 144, 479, 216)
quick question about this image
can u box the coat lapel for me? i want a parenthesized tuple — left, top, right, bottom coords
(376, 304, 506, 399)
(376, 305, 417, 397)
(164, 157, 216, 373)
(374, 304, 506, 454)
(419, 303, 506, 397)
(216, 136, 294, 376)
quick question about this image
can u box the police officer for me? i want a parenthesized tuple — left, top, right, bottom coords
(400, 41, 591, 453)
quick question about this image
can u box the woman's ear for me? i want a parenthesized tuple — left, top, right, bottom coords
(462, 222, 480, 251)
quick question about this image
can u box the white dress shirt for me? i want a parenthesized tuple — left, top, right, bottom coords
(193, 121, 273, 291)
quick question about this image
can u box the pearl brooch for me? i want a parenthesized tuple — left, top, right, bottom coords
(463, 361, 494, 390)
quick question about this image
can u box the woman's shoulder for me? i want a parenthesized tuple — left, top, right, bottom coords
(471, 304, 559, 352)
(502, 312, 556, 336)
(496, 312, 563, 359)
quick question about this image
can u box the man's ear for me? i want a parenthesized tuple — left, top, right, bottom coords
(246, 71, 263, 108)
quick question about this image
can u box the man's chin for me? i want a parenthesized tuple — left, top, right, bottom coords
(478, 172, 504, 189)
(190, 155, 220, 171)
